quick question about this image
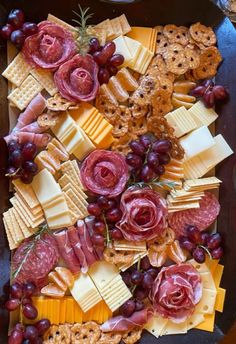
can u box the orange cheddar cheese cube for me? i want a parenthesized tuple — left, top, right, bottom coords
(59, 298, 67, 324)
(90, 118, 112, 142)
(53, 299, 60, 325)
(74, 301, 83, 323)
(70, 103, 97, 126)
(65, 297, 74, 323)
(93, 124, 113, 147)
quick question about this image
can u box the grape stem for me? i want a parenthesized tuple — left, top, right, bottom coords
(5, 167, 21, 177)
(102, 213, 111, 247)
(198, 244, 213, 260)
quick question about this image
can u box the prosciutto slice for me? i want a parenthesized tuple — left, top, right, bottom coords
(80, 150, 129, 198)
(67, 226, 88, 273)
(18, 132, 52, 147)
(23, 21, 76, 70)
(20, 121, 49, 134)
(13, 93, 46, 132)
(54, 54, 99, 102)
(53, 229, 80, 274)
(101, 308, 154, 332)
(76, 220, 97, 266)
(84, 216, 104, 260)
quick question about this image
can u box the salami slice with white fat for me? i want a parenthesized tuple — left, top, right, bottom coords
(168, 192, 220, 237)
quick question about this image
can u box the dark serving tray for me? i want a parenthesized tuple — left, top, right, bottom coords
(0, 0, 236, 343)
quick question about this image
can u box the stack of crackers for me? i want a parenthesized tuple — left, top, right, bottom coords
(94, 14, 131, 41)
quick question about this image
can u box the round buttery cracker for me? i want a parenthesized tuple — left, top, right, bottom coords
(193, 46, 222, 79)
(189, 22, 216, 47)
(164, 43, 189, 75)
(163, 24, 189, 46)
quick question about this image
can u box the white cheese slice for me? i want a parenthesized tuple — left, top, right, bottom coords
(165, 106, 198, 138)
(72, 127, 95, 161)
(113, 36, 132, 66)
(52, 112, 75, 140)
(124, 36, 142, 67)
(195, 288, 217, 314)
(188, 101, 218, 127)
(63, 128, 84, 154)
(145, 316, 168, 338)
(44, 197, 69, 219)
(180, 126, 215, 161)
(89, 261, 119, 290)
(187, 313, 205, 330)
(47, 212, 72, 229)
(162, 320, 187, 335)
(200, 272, 217, 291)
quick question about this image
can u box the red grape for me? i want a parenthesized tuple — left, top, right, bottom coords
(21, 171, 34, 184)
(23, 282, 36, 297)
(179, 236, 196, 252)
(192, 247, 206, 263)
(22, 22, 38, 36)
(87, 203, 101, 216)
(106, 208, 122, 222)
(121, 271, 132, 287)
(110, 227, 124, 240)
(15, 323, 24, 332)
(199, 232, 209, 246)
(211, 246, 223, 260)
(24, 325, 39, 340)
(190, 85, 206, 97)
(93, 220, 105, 234)
(158, 153, 170, 165)
(146, 267, 159, 279)
(147, 152, 159, 169)
(10, 30, 26, 48)
(186, 225, 201, 243)
(106, 64, 118, 76)
(8, 329, 23, 344)
(141, 164, 156, 182)
(9, 150, 23, 168)
(23, 161, 38, 175)
(152, 139, 172, 153)
(126, 153, 143, 168)
(5, 298, 21, 311)
(129, 140, 146, 156)
(91, 233, 104, 247)
(35, 318, 51, 335)
(8, 140, 21, 153)
(97, 196, 109, 210)
(103, 41, 116, 59)
(107, 199, 117, 210)
(153, 164, 165, 176)
(139, 134, 152, 149)
(8, 9, 25, 29)
(203, 90, 215, 108)
(131, 270, 143, 285)
(109, 54, 124, 66)
(135, 300, 144, 312)
(213, 85, 229, 100)
(93, 51, 108, 66)
(89, 37, 100, 53)
(22, 142, 37, 160)
(0, 24, 14, 40)
(98, 67, 110, 84)
(10, 283, 23, 299)
(206, 233, 222, 250)
(134, 287, 149, 300)
(120, 300, 135, 317)
(140, 256, 151, 270)
(22, 303, 38, 320)
(142, 272, 154, 290)
(22, 297, 32, 306)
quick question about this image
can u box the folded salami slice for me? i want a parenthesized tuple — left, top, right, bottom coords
(80, 150, 129, 198)
(12, 234, 59, 288)
(67, 226, 88, 274)
(53, 229, 81, 274)
(54, 54, 99, 102)
(168, 192, 220, 237)
(101, 308, 153, 332)
(76, 220, 97, 267)
(23, 21, 76, 70)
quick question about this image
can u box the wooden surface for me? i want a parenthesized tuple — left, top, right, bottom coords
(0, 0, 236, 343)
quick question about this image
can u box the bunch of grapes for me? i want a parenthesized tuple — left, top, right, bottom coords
(191, 79, 228, 108)
(6, 140, 38, 184)
(120, 256, 159, 317)
(179, 225, 223, 263)
(88, 38, 124, 84)
(126, 135, 172, 183)
(87, 195, 124, 247)
(8, 319, 51, 344)
(0, 9, 38, 49)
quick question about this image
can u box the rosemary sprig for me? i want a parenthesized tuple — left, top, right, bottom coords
(12, 223, 49, 279)
(129, 179, 178, 191)
(72, 4, 94, 54)
(103, 212, 111, 247)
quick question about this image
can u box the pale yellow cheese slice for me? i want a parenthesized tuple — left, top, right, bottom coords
(165, 106, 198, 138)
(188, 101, 218, 127)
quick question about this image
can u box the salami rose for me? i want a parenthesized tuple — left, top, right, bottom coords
(54, 53, 99, 102)
(12, 234, 59, 288)
(80, 150, 129, 198)
(117, 187, 167, 241)
(150, 263, 202, 323)
(22, 21, 76, 70)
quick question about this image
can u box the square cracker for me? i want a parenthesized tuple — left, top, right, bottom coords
(8, 208, 25, 241)
(62, 182, 88, 208)
(30, 69, 58, 96)
(64, 192, 83, 218)
(14, 192, 43, 216)
(64, 189, 88, 217)
(12, 179, 40, 209)
(3, 217, 18, 250)
(11, 208, 33, 238)
(8, 75, 43, 110)
(60, 160, 84, 191)
(47, 14, 78, 38)
(2, 52, 31, 87)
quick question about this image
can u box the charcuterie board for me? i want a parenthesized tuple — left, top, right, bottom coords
(1, 1, 236, 344)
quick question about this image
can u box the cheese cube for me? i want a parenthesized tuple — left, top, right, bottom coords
(180, 126, 215, 161)
(59, 298, 67, 324)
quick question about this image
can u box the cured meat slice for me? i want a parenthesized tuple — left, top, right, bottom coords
(53, 229, 81, 274)
(168, 192, 220, 237)
(12, 234, 59, 288)
(13, 94, 46, 132)
(117, 187, 168, 241)
(17, 132, 52, 147)
(23, 21, 76, 70)
(150, 263, 202, 323)
(101, 308, 153, 332)
(67, 226, 88, 273)
(84, 216, 104, 260)
(20, 121, 49, 134)
(54, 54, 99, 102)
(80, 150, 129, 198)
(76, 220, 97, 267)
